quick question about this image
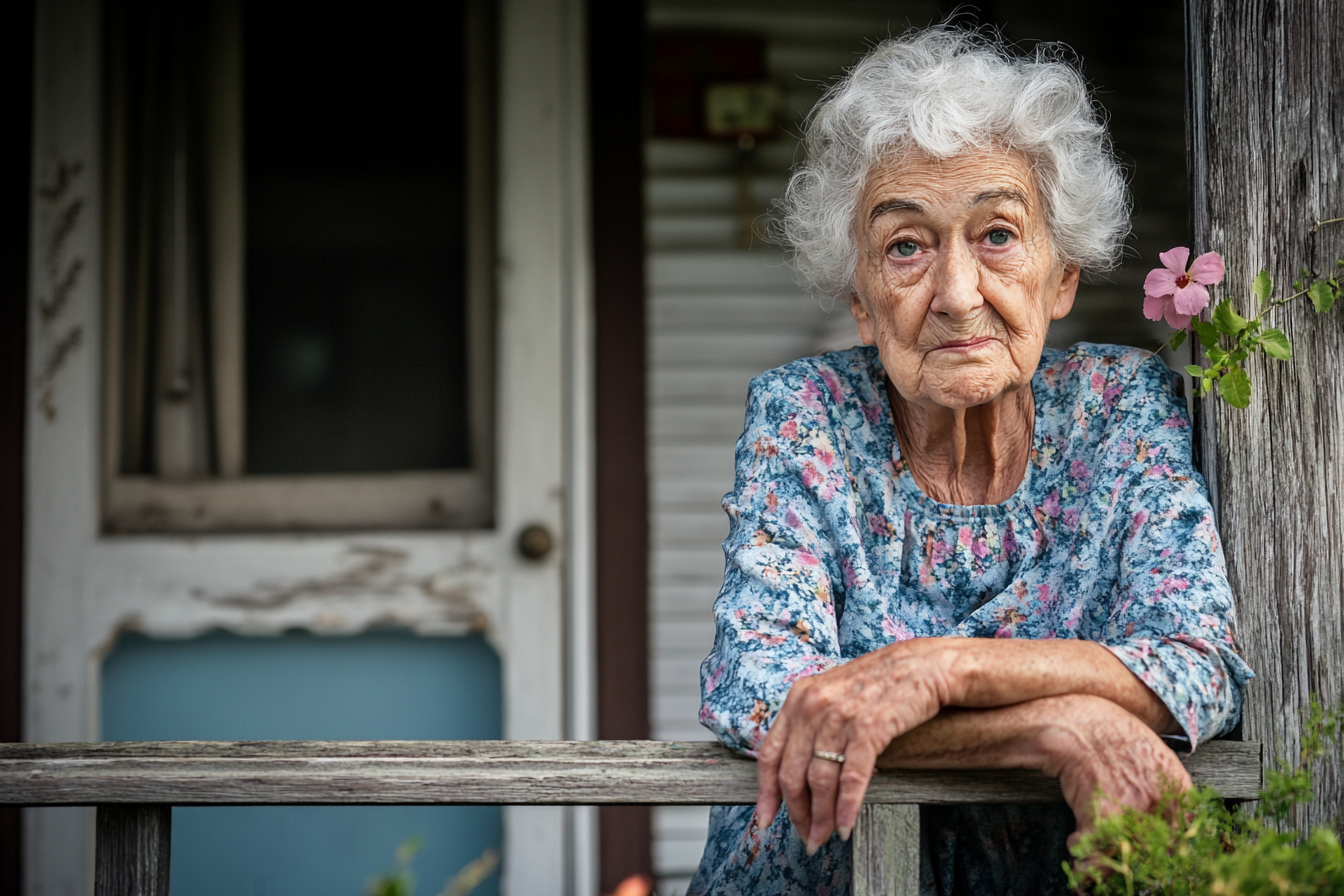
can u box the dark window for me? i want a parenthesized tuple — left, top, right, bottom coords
(244, 0, 471, 475)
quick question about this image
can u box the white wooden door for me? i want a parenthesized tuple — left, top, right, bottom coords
(23, 1, 594, 895)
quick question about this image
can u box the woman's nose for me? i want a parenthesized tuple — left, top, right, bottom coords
(929, 244, 983, 319)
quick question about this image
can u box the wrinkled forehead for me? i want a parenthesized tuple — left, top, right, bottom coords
(858, 145, 1043, 226)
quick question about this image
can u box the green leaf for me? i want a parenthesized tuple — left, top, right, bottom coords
(1212, 298, 1247, 335)
(1194, 321, 1220, 348)
(1184, 364, 1203, 377)
(1252, 269, 1273, 303)
(1220, 366, 1252, 408)
(1260, 328, 1293, 359)
(1201, 375, 1213, 394)
(1169, 329, 1187, 351)
(1309, 280, 1336, 313)
(1206, 346, 1227, 366)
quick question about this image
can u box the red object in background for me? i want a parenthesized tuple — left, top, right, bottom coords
(604, 873, 654, 896)
(650, 33, 765, 138)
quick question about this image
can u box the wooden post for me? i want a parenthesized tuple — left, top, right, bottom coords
(1186, 0, 1344, 831)
(851, 804, 919, 896)
(94, 805, 171, 896)
(589, 0, 653, 886)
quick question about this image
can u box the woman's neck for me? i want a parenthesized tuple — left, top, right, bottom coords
(887, 380, 1034, 506)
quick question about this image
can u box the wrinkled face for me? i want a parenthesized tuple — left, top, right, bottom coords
(850, 148, 1080, 410)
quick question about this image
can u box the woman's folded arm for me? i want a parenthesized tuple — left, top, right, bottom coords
(875, 695, 1192, 843)
(931, 638, 1181, 734)
(699, 372, 850, 755)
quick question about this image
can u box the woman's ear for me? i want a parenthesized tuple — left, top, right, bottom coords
(1050, 265, 1081, 321)
(849, 293, 876, 345)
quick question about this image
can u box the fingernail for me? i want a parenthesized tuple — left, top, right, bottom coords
(805, 839, 819, 857)
(838, 825, 852, 842)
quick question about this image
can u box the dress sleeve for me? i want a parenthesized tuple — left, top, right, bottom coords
(698, 369, 849, 755)
(1099, 355, 1254, 746)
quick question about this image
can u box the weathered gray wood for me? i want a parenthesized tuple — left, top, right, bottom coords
(0, 739, 1261, 806)
(852, 803, 919, 896)
(1186, 0, 1344, 833)
(94, 805, 171, 896)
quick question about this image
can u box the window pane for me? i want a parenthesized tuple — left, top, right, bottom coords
(244, 0, 470, 474)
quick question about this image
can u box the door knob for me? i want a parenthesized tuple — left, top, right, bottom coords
(516, 524, 554, 561)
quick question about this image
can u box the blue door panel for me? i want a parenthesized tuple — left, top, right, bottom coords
(102, 629, 502, 896)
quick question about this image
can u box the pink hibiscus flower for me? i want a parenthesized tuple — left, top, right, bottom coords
(1143, 247, 1225, 328)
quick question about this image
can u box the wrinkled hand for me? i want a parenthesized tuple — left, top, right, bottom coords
(1036, 694, 1192, 845)
(753, 639, 961, 854)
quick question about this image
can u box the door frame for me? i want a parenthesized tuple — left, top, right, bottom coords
(23, 1, 595, 895)
(588, 0, 652, 889)
(1, 1, 34, 890)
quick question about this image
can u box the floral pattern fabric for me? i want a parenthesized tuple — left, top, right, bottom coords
(689, 343, 1253, 896)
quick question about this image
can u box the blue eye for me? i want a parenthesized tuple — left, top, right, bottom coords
(893, 241, 918, 257)
(987, 230, 1011, 246)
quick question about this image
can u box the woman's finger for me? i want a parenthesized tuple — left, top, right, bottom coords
(803, 744, 846, 854)
(754, 706, 792, 825)
(778, 742, 815, 838)
(776, 703, 823, 838)
(832, 741, 878, 840)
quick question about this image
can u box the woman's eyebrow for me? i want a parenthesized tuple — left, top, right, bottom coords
(971, 188, 1030, 206)
(869, 198, 924, 221)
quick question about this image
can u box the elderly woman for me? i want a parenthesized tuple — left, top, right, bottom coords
(690, 27, 1252, 896)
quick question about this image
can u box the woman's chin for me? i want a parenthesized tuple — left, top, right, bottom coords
(917, 364, 1017, 409)
(926, 388, 1003, 410)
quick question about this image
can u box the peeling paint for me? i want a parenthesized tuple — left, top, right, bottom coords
(40, 257, 83, 325)
(43, 196, 84, 285)
(201, 546, 489, 631)
(34, 156, 86, 423)
(37, 158, 83, 203)
(35, 324, 83, 387)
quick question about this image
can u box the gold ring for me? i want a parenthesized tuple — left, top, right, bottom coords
(812, 750, 846, 764)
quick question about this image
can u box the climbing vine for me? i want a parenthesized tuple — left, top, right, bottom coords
(1145, 219, 1344, 408)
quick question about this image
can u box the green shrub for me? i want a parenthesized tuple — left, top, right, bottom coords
(366, 838, 500, 896)
(1066, 701, 1344, 895)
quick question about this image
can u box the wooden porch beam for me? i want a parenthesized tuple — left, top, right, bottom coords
(0, 739, 1263, 807)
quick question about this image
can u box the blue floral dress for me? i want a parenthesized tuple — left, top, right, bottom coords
(689, 343, 1253, 896)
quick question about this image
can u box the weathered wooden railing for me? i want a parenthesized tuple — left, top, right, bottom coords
(0, 739, 1261, 896)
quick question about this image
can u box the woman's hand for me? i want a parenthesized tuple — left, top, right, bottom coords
(875, 694, 1192, 843)
(754, 637, 1188, 854)
(753, 639, 963, 855)
(1034, 694, 1192, 844)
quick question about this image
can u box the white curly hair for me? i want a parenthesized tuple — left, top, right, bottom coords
(774, 26, 1131, 306)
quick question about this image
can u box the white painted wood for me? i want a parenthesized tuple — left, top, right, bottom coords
(559, 0, 598, 891)
(103, 472, 493, 532)
(494, 0, 586, 888)
(27, 1, 590, 895)
(27, 0, 104, 888)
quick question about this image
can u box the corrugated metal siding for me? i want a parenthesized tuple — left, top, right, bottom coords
(643, 3, 1186, 892)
